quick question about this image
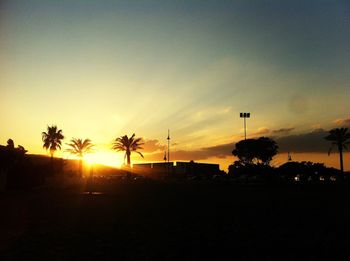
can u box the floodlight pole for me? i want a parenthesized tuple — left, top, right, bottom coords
(240, 112, 251, 140)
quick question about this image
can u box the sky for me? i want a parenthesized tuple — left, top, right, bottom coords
(0, 0, 350, 170)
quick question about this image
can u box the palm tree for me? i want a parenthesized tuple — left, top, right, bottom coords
(325, 128, 350, 174)
(66, 138, 94, 177)
(42, 125, 64, 169)
(112, 134, 144, 167)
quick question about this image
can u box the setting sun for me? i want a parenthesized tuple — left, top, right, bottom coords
(0, 1, 349, 259)
(84, 151, 123, 168)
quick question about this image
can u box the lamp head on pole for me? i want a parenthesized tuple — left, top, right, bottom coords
(240, 112, 251, 118)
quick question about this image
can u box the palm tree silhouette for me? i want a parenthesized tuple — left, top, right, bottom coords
(324, 128, 350, 174)
(42, 125, 64, 169)
(66, 138, 94, 177)
(112, 134, 144, 167)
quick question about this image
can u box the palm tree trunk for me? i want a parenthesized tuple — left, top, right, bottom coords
(126, 151, 131, 166)
(126, 150, 131, 180)
(50, 152, 54, 174)
(339, 146, 344, 174)
(79, 159, 83, 178)
(88, 164, 93, 194)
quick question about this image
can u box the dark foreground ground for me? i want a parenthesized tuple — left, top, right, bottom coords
(1, 179, 350, 260)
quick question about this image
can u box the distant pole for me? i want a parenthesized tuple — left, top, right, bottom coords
(240, 112, 250, 140)
(167, 129, 170, 175)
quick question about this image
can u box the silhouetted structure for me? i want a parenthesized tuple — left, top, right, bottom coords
(167, 129, 170, 175)
(278, 161, 341, 183)
(133, 161, 220, 178)
(228, 160, 274, 182)
(0, 140, 47, 189)
(240, 112, 250, 140)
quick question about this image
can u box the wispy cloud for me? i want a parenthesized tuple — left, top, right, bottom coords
(252, 126, 295, 136)
(272, 127, 295, 134)
(142, 116, 350, 163)
(253, 127, 270, 135)
(143, 142, 234, 162)
(143, 127, 331, 162)
(142, 139, 166, 153)
(334, 117, 350, 127)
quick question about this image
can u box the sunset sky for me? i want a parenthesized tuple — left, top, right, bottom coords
(1, 0, 349, 170)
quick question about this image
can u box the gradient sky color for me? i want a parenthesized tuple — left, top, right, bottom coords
(1, 0, 349, 170)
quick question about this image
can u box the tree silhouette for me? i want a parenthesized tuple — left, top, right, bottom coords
(2, 139, 27, 166)
(112, 134, 144, 167)
(232, 139, 256, 164)
(0, 139, 28, 189)
(324, 128, 350, 174)
(232, 137, 278, 165)
(66, 138, 94, 177)
(42, 125, 64, 170)
(278, 161, 340, 183)
(7, 139, 15, 149)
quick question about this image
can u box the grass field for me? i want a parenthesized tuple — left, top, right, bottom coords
(1, 179, 350, 260)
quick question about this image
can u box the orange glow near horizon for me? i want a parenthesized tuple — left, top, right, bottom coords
(1, 1, 350, 175)
(84, 151, 124, 168)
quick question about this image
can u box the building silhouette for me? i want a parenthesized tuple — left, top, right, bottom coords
(133, 161, 220, 178)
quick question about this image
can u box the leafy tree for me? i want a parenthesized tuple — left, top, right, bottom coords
(42, 125, 64, 170)
(66, 138, 94, 177)
(324, 128, 350, 174)
(232, 137, 278, 165)
(112, 134, 144, 166)
(232, 139, 255, 164)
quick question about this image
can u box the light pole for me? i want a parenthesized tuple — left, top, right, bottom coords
(240, 112, 250, 140)
(167, 129, 170, 175)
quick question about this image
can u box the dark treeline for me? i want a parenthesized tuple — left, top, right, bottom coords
(0, 141, 123, 191)
(0, 139, 50, 190)
(228, 159, 341, 184)
(227, 134, 346, 184)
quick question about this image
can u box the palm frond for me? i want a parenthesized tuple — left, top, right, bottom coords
(66, 138, 94, 157)
(112, 133, 144, 164)
(134, 151, 144, 158)
(42, 125, 65, 155)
